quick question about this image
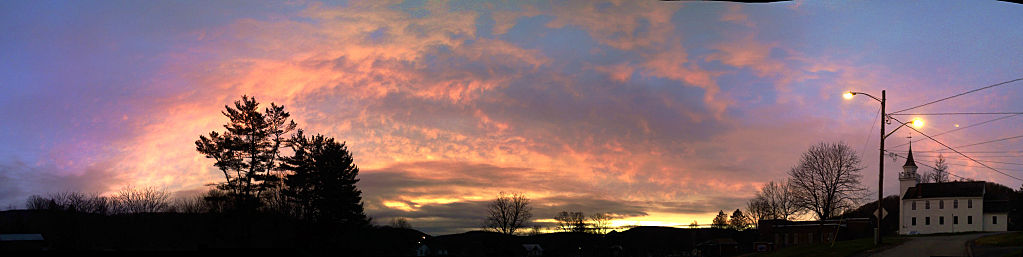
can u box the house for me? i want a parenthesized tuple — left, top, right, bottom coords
(757, 218, 873, 249)
(898, 145, 1009, 235)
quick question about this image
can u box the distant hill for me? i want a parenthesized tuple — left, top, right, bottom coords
(421, 227, 757, 257)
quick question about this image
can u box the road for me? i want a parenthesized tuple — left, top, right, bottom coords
(872, 232, 995, 257)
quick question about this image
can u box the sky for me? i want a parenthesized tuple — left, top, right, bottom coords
(2, 0, 1023, 235)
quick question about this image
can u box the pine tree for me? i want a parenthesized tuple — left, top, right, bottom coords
(729, 209, 750, 230)
(281, 130, 368, 226)
(712, 210, 729, 229)
(195, 95, 296, 209)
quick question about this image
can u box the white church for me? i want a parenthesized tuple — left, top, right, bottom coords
(898, 145, 1009, 235)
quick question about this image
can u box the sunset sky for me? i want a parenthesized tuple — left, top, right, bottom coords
(3, 0, 1023, 235)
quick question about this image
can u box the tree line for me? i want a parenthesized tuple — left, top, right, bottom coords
(25, 185, 174, 214)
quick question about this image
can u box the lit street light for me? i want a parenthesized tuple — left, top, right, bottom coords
(844, 90, 923, 246)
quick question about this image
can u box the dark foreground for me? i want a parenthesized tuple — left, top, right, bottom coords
(0, 210, 761, 256)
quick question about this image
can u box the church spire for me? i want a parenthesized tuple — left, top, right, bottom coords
(903, 142, 917, 167)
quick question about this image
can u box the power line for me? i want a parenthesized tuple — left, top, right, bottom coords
(942, 163, 1023, 172)
(885, 150, 970, 180)
(912, 134, 1023, 152)
(891, 76, 1023, 114)
(886, 113, 1023, 151)
(953, 134, 1023, 149)
(915, 150, 1023, 153)
(911, 155, 1023, 166)
(860, 105, 881, 157)
(916, 154, 1023, 158)
(887, 112, 1023, 116)
(890, 116, 1023, 181)
(911, 157, 1023, 172)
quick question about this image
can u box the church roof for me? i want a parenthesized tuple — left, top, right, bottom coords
(902, 181, 985, 199)
(903, 144, 917, 167)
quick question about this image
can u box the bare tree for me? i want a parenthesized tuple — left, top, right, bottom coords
(689, 220, 699, 229)
(26, 195, 56, 210)
(554, 211, 587, 232)
(745, 196, 770, 228)
(788, 142, 866, 220)
(390, 217, 413, 229)
(484, 192, 532, 235)
(170, 195, 208, 214)
(115, 185, 170, 214)
(589, 212, 613, 234)
(923, 154, 950, 183)
(762, 180, 800, 220)
(526, 225, 544, 236)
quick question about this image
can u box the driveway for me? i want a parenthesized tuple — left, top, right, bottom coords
(872, 233, 996, 257)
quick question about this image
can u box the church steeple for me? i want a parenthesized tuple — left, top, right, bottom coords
(903, 143, 917, 168)
(900, 141, 920, 198)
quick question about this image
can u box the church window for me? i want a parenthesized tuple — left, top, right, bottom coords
(939, 200, 944, 209)
(968, 216, 973, 224)
(939, 216, 944, 225)
(925, 200, 930, 209)
(954, 199, 958, 209)
(993, 216, 998, 224)
(912, 201, 917, 210)
(912, 217, 916, 226)
(954, 216, 958, 224)
(968, 199, 973, 208)
(925, 217, 930, 225)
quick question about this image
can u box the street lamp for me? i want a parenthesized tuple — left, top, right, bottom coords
(844, 90, 923, 246)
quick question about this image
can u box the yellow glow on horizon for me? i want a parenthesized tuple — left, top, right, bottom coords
(609, 212, 718, 230)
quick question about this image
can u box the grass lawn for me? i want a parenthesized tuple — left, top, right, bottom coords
(975, 231, 1023, 247)
(755, 237, 907, 257)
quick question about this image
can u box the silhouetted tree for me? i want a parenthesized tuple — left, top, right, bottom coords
(923, 154, 950, 183)
(788, 142, 866, 220)
(554, 211, 587, 232)
(761, 180, 800, 220)
(590, 212, 613, 234)
(170, 195, 208, 214)
(195, 95, 297, 209)
(202, 189, 231, 213)
(25, 195, 57, 210)
(526, 225, 544, 236)
(484, 192, 532, 235)
(745, 196, 770, 228)
(389, 217, 412, 229)
(281, 130, 368, 226)
(711, 210, 729, 229)
(115, 185, 170, 214)
(689, 220, 700, 229)
(728, 209, 750, 230)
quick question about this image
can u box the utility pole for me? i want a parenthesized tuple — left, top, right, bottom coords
(876, 90, 885, 246)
